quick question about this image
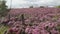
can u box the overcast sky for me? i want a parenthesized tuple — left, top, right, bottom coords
(6, 0, 60, 8)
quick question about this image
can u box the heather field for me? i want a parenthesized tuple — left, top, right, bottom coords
(0, 8, 60, 34)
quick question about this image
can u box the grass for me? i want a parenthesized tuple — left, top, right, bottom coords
(0, 25, 9, 34)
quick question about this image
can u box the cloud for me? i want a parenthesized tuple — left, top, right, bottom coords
(6, 0, 60, 8)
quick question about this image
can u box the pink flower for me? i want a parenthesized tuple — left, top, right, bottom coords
(32, 28, 40, 34)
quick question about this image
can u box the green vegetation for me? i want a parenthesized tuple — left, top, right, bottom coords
(0, 0, 9, 17)
(56, 24, 60, 34)
(0, 25, 9, 34)
(55, 5, 60, 8)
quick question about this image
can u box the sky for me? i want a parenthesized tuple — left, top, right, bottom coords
(6, 0, 60, 8)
